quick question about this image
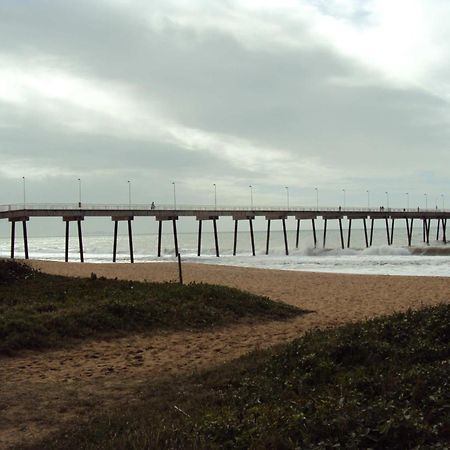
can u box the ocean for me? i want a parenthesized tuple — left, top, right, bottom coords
(1, 225, 449, 277)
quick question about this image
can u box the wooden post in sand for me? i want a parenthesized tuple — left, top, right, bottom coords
(177, 253, 183, 284)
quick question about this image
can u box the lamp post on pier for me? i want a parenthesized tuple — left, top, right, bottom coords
(22, 176, 26, 208)
(442, 194, 445, 210)
(172, 181, 177, 210)
(128, 180, 131, 207)
(366, 190, 370, 209)
(385, 191, 389, 210)
(424, 193, 428, 210)
(213, 183, 217, 210)
(249, 185, 253, 209)
(78, 178, 82, 207)
(342, 189, 346, 209)
(315, 187, 319, 210)
(285, 186, 289, 210)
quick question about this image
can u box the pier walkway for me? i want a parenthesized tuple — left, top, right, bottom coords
(1, 203, 448, 262)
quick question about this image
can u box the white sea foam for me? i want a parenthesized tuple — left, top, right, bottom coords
(0, 229, 448, 277)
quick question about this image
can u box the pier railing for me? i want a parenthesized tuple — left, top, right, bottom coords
(1, 203, 448, 213)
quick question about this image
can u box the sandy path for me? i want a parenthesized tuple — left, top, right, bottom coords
(1, 261, 449, 448)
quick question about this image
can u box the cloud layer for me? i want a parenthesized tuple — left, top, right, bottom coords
(0, 0, 449, 210)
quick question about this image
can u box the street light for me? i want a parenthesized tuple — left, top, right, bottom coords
(442, 194, 445, 210)
(249, 185, 253, 209)
(78, 178, 82, 207)
(128, 180, 131, 207)
(424, 193, 428, 209)
(315, 187, 319, 210)
(285, 186, 289, 209)
(405, 192, 409, 210)
(385, 191, 389, 210)
(22, 176, 26, 208)
(366, 190, 370, 209)
(213, 183, 217, 210)
(342, 189, 346, 209)
(172, 181, 177, 210)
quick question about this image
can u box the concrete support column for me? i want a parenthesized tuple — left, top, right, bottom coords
(282, 218, 289, 256)
(363, 218, 369, 248)
(128, 219, 134, 263)
(347, 218, 352, 248)
(370, 218, 375, 246)
(198, 220, 203, 257)
(8, 217, 31, 260)
(213, 218, 219, 257)
(113, 221, 118, 262)
(390, 219, 395, 245)
(295, 219, 301, 249)
(338, 218, 345, 249)
(172, 218, 179, 257)
(77, 219, 84, 263)
(249, 218, 255, 256)
(322, 218, 328, 248)
(266, 219, 271, 255)
(385, 218, 391, 245)
(233, 220, 238, 256)
(311, 219, 317, 248)
(10, 220, 15, 259)
(111, 216, 133, 263)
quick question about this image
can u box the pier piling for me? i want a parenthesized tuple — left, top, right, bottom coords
(338, 218, 345, 249)
(198, 220, 203, 256)
(266, 219, 271, 255)
(347, 218, 352, 248)
(363, 218, 369, 248)
(323, 218, 328, 248)
(311, 219, 317, 248)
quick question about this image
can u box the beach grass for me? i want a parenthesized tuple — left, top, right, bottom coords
(23, 303, 450, 450)
(0, 260, 304, 355)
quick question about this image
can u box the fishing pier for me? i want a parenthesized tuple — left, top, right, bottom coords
(1, 204, 448, 262)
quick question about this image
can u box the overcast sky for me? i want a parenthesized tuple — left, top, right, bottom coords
(1, 0, 449, 210)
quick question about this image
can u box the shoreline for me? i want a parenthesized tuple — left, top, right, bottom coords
(26, 260, 450, 314)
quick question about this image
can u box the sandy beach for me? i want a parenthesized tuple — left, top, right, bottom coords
(1, 261, 449, 448)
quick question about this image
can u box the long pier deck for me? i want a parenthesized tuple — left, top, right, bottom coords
(1, 204, 448, 262)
